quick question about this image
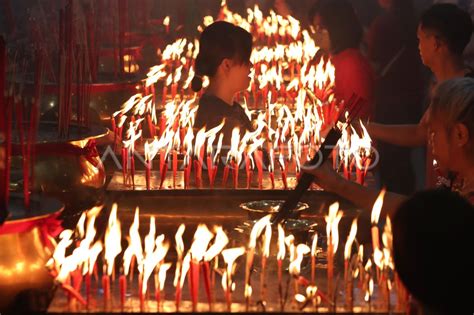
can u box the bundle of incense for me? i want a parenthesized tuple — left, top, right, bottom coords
(273, 94, 364, 223)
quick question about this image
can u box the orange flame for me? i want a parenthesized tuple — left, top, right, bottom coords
(344, 218, 358, 261)
(277, 224, 286, 261)
(371, 189, 386, 225)
(123, 207, 143, 276)
(104, 204, 122, 276)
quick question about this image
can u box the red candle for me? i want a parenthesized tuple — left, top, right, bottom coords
(102, 274, 110, 305)
(190, 261, 200, 312)
(146, 159, 151, 190)
(245, 153, 252, 189)
(171, 83, 177, 100)
(159, 154, 168, 189)
(255, 149, 263, 189)
(173, 150, 178, 188)
(344, 162, 350, 181)
(222, 165, 229, 188)
(207, 155, 214, 188)
(159, 116, 166, 138)
(122, 146, 128, 185)
(202, 262, 212, 311)
(184, 158, 191, 189)
(270, 172, 275, 189)
(111, 115, 116, 134)
(231, 160, 238, 189)
(194, 159, 202, 188)
(175, 285, 182, 311)
(155, 278, 161, 309)
(138, 275, 145, 310)
(119, 274, 126, 308)
(61, 283, 87, 306)
(277, 259, 283, 309)
(146, 114, 155, 138)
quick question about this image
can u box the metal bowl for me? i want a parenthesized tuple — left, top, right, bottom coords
(11, 122, 108, 194)
(10, 122, 108, 216)
(0, 194, 64, 311)
(240, 200, 309, 220)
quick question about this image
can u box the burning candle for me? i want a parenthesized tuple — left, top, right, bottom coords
(277, 224, 285, 311)
(269, 148, 275, 189)
(203, 225, 229, 310)
(344, 219, 358, 310)
(255, 148, 263, 189)
(278, 153, 288, 190)
(155, 263, 171, 312)
(325, 202, 342, 302)
(244, 153, 252, 189)
(121, 146, 128, 185)
(221, 247, 245, 312)
(371, 190, 386, 266)
(173, 225, 186, 311)
(245, 215, 271, 310)
(260, 224, 271, 303)
(310, 233, 318, 285)
(173, 149, 178, 188)
(102, 267, 110, 305)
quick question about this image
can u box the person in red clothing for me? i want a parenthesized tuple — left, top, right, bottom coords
(309, 0, 375, 119)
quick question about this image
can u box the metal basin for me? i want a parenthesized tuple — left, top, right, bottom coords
(0, 194, 64, 311)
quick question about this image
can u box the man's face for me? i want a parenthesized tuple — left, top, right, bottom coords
(417, 25, 438, 68)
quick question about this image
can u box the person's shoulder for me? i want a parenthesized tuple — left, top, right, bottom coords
(334, 49, 373, 74)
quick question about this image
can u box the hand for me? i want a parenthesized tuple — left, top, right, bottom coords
(301, 160, 342, 193)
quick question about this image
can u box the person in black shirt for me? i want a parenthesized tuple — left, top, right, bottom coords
(192, 21, 255, 142)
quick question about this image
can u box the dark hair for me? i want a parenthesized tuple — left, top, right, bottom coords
(308, 0, 363, 54)
(419, 3, 473, 56)
(191, 21, 252, 92)
(393, 189, 474, 312)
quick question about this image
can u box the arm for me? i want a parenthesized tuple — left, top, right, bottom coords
(365, 109, 429, 147)
(332, 175, 407, 219)
(303, 161, 407, 219)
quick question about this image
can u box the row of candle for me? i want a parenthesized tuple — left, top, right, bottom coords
(47, 190, 407, 312)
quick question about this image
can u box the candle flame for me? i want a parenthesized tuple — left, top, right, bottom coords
(371, 189, 386, 225)
(141, 234, 169, 295)
(325, 202, 343, 253)
(204, 226, 229, 262)
(277, 224, 286, 260)
(289, 244, 310, 276)
(311, 233, 318, 257)
(295, 294, 306, 303)
(158, 262, 172, 291)
(221, 247, 245, 292)
(262, 223, 272, 258)
(344, 218, 358, 260)
(249, 214, 272, 249)
(123, 207, 143, 276)
(104, 204, 122, 276)
(189, 224, 214, 262)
